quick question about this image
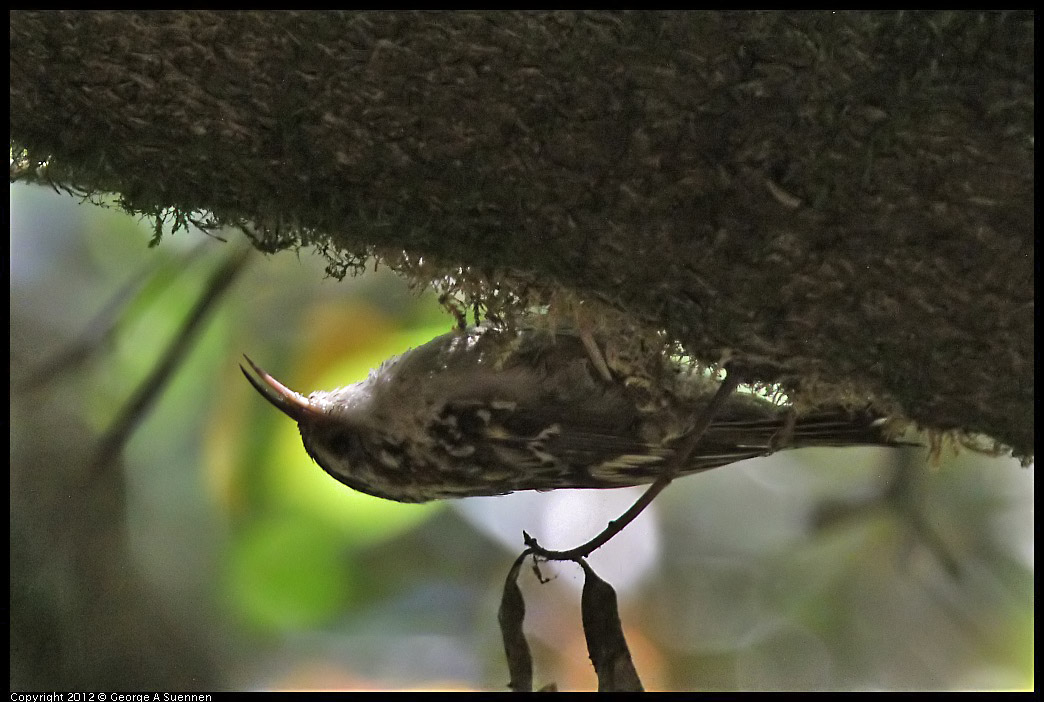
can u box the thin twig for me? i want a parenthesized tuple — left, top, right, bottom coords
(525, 367, 743, 562)
(15, 241, 211, 393)
(87, 245, 253, 477)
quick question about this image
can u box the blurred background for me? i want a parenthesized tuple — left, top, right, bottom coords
(10, 182, 1034, 691)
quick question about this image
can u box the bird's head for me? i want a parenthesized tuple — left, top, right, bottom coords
(240, 355, 411, 500)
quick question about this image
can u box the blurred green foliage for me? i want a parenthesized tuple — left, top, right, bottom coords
(10, 183, 1034, 691)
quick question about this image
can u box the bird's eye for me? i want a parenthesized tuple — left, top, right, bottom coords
(324, 429, 355, 456)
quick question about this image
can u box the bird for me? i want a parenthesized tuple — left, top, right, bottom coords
(241, 325, 907, 503)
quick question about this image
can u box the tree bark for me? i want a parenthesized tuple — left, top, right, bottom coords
(10, 11, 1033, 458)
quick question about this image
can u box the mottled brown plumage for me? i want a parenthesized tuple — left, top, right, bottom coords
(243, 326, 905, 503)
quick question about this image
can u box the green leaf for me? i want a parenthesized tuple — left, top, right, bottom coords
(226, 514, 353, 633)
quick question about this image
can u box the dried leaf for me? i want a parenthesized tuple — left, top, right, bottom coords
(579, 559, 643, 692)
(499, 551, 533, 692)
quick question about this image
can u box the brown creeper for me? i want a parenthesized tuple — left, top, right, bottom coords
(242, 326, 905, 503)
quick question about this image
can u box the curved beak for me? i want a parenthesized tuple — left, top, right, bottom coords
(240, 355, 321, 422)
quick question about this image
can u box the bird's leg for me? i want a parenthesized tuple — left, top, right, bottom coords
(579, 327, 614, 383)
(567, 305, 614, 383)
(769, 407, 797, 451)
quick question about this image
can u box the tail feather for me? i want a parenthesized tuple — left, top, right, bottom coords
(696, 408, 911, 458)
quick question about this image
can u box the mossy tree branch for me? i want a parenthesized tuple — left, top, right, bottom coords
(10, 11, 1033, 458)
